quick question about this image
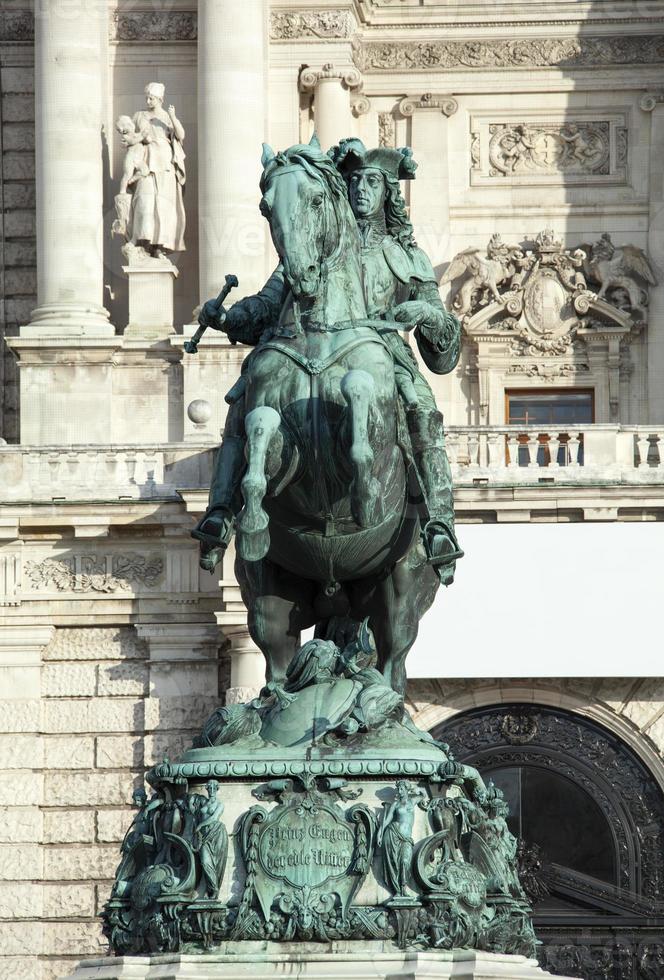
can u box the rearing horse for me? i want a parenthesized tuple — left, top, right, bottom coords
(234, 140, 439, 695)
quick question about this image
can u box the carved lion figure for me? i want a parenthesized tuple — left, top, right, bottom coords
(583, 232, 656, 319)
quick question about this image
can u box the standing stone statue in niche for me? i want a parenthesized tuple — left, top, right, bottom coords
(113, 82, 186, 257)
(193, 138, 462, 592)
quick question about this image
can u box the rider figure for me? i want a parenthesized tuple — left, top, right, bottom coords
(193, 139, 463, 584)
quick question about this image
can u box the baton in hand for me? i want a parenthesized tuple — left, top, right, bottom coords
(184, 273, 239, 354)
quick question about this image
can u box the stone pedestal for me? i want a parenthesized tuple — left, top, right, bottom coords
(66, 949, 571, 980)
(123, 253, 179, 339)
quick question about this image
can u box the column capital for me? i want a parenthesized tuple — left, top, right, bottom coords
(299, 63, 363, 94)
(398, 94, 458, 118)
(639, 92, 664, 112)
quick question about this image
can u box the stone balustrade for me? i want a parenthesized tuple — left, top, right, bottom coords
(446, 425, 664, 484)
(1, 427, 663, 502)
(0, 444, 215, 502)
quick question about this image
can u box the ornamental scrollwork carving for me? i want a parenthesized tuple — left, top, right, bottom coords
(442, 229, 655, 379)
(110, 12, 197, 42)
(0, 11, 33, 41)
(25, 554, 164, 593)
(378, 113, 396, 148)
(488, 122, 610, 177)
(353, 35, 664, 72)
(270, 10, 356, 40)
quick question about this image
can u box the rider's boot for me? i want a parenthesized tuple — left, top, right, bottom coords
(191, 434, 246, 572)
(407, 407, 464, 587)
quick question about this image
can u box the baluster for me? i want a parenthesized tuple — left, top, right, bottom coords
(567, 431, 581, 467)
(637, 432, 651, 469)
(477, 431, 487, 468)
(143, 453, 158, 492)
(124, 452, 137, 485)
(657, 432, 664, 470)
(133, 453, 146, 489)
(84, 450, 98, 492)
(152, 451, 165, 487)
(487, 432, 501, 470)
(47, 453, 62, 495)
(26, 451, 42, 494)
(507, 434, 520, 468)
(105, 453, 120, 494)
(527, 433, 539, 469)
(66, 451, 81, 487)
(467, 431, 480, 468)
(548, 433, 560, 468)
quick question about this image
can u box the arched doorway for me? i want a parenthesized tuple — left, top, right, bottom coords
(433, 704, 664, 979)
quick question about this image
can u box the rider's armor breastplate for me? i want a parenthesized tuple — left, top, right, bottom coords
(361, 242, 399, 318)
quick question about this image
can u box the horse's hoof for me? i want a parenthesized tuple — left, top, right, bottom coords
(237, 526, 271, 562)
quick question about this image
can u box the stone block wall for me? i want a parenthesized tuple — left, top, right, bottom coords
(0, 23, 35, 443)
(0, 625, 229, 980)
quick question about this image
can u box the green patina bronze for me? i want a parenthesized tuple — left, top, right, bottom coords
(102, 136, 538, 961)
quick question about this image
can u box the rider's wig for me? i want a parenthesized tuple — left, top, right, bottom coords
(382, 176, 416, 249)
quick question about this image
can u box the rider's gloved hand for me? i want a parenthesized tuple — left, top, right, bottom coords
(393, 300, 443, 332)
(199, 298, 227, 331)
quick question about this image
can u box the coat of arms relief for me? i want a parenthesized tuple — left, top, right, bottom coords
(441, 230, 657, 422)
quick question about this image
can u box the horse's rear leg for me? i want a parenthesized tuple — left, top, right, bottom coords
(341, 369, 382, 527)
(237, 406, 281, 562)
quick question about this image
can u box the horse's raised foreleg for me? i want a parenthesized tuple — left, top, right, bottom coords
(341, 369, 383, 528)
(237, 406, 282, 562)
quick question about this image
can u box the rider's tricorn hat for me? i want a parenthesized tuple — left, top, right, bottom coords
(329, 138, 418, 182)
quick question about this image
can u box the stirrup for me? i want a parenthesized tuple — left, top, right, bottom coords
(423, 521, 464, 566)
(191, 505, 234, 549)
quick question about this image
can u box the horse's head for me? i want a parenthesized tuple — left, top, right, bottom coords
(259, 136, 355, 299)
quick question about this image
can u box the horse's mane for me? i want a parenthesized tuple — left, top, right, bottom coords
(260, 144, 348, 207)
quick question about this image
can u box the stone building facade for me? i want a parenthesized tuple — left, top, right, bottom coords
(0, 1, 664, 978)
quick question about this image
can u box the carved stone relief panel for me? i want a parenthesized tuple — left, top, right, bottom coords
(352, 35, 664, 73)
(470, 113, 628, 186)
(24, 553, 164, 594)
(270, 9, 357, 40)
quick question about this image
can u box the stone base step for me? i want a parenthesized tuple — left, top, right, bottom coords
(66, 949, 578, 980)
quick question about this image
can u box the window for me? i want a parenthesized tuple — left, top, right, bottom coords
(483, 765, 616, 885)
(506, 389, 594, 465)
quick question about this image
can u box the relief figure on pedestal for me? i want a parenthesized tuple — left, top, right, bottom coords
(113, 82, 186, 256)
(378, 780, 428, 899)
